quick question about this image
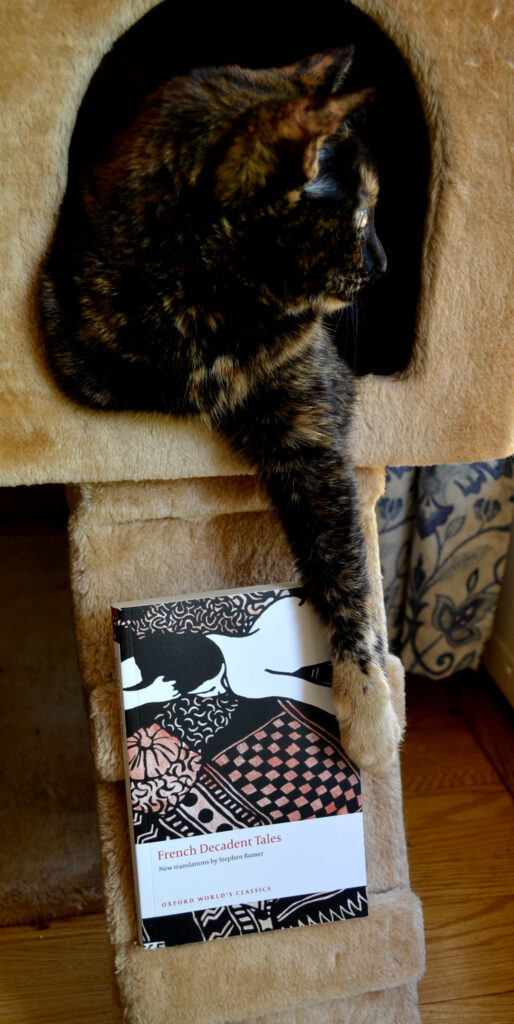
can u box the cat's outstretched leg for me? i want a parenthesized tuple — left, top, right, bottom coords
(217, 335, 402, 773)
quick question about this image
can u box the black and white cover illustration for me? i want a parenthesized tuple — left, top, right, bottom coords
(112, 586, 367, 948)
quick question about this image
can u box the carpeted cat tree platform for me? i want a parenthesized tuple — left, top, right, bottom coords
(1, 1, 513, 1022)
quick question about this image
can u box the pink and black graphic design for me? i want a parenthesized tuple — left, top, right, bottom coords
(212, 702, 361, 822)
(114, 588, 367, 947)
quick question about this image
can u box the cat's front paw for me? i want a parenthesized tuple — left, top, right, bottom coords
(332, 659, 402, 774)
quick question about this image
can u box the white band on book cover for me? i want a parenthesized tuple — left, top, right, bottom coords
(135, 815, 366, 919)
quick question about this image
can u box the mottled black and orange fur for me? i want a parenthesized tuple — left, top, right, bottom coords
(39, 49, 401, 771)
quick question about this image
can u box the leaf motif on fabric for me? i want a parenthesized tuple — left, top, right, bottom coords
(444, 515, 466, 541)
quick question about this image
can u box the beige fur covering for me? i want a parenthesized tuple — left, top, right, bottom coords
(68, 468, 425, 1024)
(0, 0, 513, 487)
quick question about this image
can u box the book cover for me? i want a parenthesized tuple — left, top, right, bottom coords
(112, 584, 367, 948)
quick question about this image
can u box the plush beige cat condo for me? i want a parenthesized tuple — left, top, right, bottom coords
(1, 1, 512, 1022)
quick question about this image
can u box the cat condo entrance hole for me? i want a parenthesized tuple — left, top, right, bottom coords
(67, 1, 430, 377)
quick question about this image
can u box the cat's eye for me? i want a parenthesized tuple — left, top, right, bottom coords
(354, 208, 369, 231)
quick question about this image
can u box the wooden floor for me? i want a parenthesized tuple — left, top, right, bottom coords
(0, 677, 513, 1023)
(402, 676, 514, 1022)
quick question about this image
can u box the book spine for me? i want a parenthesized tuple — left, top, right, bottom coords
(111, 605, 146, 943)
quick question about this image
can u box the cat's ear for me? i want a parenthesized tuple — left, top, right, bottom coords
(214, 86, 373, 205)
(277, 47, 355, 97)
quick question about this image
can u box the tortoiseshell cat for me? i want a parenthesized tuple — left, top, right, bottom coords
(39, 48, 401, 772)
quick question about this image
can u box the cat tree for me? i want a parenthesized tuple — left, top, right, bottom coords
(1, 1, 512, 1021)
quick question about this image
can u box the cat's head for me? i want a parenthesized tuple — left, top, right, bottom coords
(110, 49, 386, 317)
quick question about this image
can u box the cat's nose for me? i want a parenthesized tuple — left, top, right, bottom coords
(363, 235, 387, 280)
(374, 236, 387, 275)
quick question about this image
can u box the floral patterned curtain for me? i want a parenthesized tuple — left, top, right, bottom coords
(377, 459, 514, 678)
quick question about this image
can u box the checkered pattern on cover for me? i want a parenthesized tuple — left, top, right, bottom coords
(213, 701, 361, 820)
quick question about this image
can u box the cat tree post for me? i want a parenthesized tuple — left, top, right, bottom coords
(67, 468, 424, 1024)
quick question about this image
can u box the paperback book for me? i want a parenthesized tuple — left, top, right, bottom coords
(112, 584, 367, 948)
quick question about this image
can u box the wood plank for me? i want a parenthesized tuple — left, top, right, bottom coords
(419, 894, 514, 1003)
(421, 992, 514, 1023)
(402, 678, 514, 1011)
(0, 915, 117, 1024)
(445, 669, 514, 799)
(401, 677, 502, 795)
(403, 788, 514, 901)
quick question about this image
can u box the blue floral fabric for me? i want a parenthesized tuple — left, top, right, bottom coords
(377, 459, 514, 678)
